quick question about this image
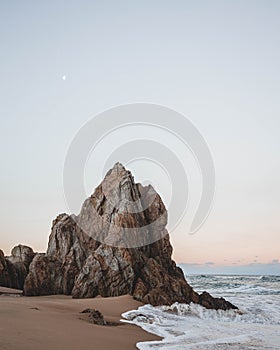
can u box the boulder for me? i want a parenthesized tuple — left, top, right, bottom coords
(0, 245, 34, 290)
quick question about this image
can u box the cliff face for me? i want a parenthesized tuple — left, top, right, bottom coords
(2, 163, 237, 310)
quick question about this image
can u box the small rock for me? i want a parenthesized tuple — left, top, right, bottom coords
(80, 309, 107, 325)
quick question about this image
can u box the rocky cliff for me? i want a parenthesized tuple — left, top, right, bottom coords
(1, 163, 237, 310)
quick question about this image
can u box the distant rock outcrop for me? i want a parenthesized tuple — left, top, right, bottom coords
(1, 163, 237, 310)
(0, 245, 34, 290)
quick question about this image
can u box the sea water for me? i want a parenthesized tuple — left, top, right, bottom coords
(122, 274, 280, 349)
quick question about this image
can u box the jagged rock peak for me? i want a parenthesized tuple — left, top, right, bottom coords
(102, 162, 135, 187)
(107, 161, 129, 175)
(76, 162, 166, 248)
(95, 162, 140, 204)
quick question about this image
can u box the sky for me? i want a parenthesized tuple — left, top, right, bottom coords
(0, 1, 280, 274)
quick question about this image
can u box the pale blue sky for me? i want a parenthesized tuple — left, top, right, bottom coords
(0, 1, 280, 273)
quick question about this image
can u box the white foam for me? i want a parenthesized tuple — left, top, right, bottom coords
(122, 275, 280, 349)
(122, 303, 280, 349)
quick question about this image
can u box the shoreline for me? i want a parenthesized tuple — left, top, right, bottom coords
(0, 290, 161, 350)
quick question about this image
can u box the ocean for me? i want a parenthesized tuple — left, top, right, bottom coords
(122, 274, 280, 349)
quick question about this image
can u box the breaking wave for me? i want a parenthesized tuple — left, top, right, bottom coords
(122, 274, 280, 349)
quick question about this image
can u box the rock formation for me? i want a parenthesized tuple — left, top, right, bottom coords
(0, 245, 34, 290)
(1, 163, 237, 310)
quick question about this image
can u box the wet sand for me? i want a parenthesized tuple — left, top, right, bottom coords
(0, 289, 161, 350)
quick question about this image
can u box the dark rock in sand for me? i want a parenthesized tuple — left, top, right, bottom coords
(80, 308, 107, 325)
(22, 163, 237, 310)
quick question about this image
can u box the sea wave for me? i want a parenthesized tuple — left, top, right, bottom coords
(122, 274, 280, 349)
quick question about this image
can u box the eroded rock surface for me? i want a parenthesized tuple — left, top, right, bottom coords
(0, 245, 34, 290)
(21, 163, 237, 310)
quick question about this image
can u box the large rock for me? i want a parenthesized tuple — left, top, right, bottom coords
(0, 249, 15, 288)
(24, 214, 94, 296)
(0, 245, 34, 289)
(22, 163, 237, 310)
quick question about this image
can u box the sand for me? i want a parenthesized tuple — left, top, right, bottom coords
(0, 288, 161, 350)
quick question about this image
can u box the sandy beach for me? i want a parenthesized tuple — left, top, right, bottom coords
(0, 288, 161, 350)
